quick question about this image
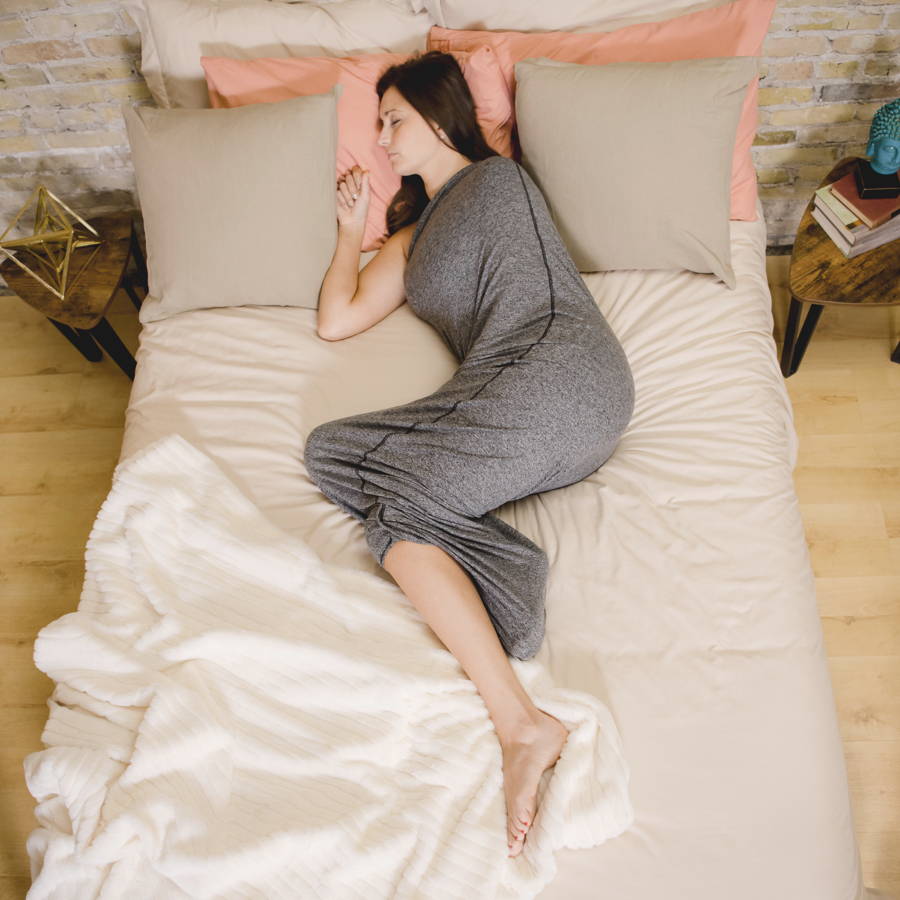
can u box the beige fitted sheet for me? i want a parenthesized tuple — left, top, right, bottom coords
(117, 196, 868, 900)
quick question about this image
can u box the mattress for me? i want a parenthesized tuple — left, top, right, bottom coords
(115, 195, 868, 900)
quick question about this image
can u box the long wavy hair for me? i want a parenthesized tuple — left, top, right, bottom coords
(375, 50, 500, 236)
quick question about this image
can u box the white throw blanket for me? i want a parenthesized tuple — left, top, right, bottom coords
(24, 433, 633, 899)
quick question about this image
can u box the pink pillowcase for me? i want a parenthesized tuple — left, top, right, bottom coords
(427, 0, 777, 222)
(202, 47, 514, 252)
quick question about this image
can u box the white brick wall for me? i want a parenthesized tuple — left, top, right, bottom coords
(756, 2, 898, 252)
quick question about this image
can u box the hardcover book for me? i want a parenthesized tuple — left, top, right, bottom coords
(811, 205, 900, 258)
(829, 171, 900, 229)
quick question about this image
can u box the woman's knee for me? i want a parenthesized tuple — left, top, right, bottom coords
(304, 422, 342, 479)
(304, 424, 355, 503)
(305, 421, 332, 453)
(304, 443, 324, 496)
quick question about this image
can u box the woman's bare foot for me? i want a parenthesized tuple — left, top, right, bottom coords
(500, 709, 569, 858)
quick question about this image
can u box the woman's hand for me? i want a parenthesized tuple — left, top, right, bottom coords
(336, 165, 370, 231)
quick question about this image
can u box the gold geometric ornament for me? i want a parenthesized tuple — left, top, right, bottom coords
(0, 185, 103, 300)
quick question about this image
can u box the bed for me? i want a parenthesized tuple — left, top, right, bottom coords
(22, 0, 873, 897)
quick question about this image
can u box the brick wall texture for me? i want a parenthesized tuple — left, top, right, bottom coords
(0, 0, 898, 297)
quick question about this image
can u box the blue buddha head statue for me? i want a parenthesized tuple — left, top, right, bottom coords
(865, 98, 900, 175)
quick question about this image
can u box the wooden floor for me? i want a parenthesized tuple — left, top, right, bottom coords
(0, 258, 898, 899)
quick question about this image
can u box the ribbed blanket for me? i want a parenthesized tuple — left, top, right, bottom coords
(23, 433, 633, 899)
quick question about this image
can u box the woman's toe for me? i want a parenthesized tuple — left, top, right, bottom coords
(507, 820, 530, 856)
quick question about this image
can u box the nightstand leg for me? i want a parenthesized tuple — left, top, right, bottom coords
(129, 228, 149, 290)
(81, 316, 136, 380)
(122, 274, 143, 311)
(47, 317, 103, 362)
(790, 302, 824, 376)
(892, 340, 900, 364)
(780, 296, 801, 377)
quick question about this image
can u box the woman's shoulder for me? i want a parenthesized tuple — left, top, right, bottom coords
(475, 155, 524, 182)
(395, 222, 417, 261)
(480, 155, 518, 171)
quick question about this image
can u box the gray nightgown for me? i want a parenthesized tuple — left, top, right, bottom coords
(304, 156, 635, 660)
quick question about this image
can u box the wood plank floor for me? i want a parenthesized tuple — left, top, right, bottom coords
(0, 258, 898, 898)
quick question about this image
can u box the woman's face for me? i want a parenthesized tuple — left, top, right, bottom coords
(376, 86, 445, 176)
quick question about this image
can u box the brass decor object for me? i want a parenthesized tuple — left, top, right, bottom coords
(0, 209, 144, 380)
(0, 185, 104, 300)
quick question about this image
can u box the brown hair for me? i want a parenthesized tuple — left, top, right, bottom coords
(375, 50, 500, 237)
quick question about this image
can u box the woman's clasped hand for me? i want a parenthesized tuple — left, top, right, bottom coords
(336, 165, 370, 229)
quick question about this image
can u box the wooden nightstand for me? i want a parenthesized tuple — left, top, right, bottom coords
(781, 156, 900, 377)
(0, 210, 147, 380)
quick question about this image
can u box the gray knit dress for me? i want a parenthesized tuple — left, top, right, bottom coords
(304, 156, 635, 660)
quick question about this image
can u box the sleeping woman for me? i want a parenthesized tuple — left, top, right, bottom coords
(304, 50, 635, 859)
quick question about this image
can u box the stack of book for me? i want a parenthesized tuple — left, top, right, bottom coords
(811, 168, 900, 259)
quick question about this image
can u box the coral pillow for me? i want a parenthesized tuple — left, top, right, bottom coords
(202, 47, 514, 252)
(427, 0, 777, 222)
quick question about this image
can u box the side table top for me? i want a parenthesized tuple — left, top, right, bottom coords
(789, 156, 900, 307)
(0, 210, 134, 329)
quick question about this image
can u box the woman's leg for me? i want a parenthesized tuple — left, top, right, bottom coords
(382, 538, 569, 858)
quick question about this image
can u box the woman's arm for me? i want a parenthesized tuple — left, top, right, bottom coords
(316, 222, 365, 338)
(317, 225, 412, 341)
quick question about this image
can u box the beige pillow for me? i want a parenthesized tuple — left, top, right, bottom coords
(122, 89, 340, 325)
(419, 0, 729, 32)
(121, 0, 431, 109)
(514, 55, 761, 289)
